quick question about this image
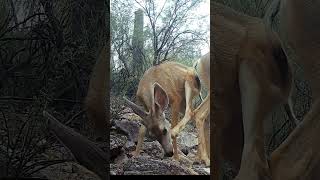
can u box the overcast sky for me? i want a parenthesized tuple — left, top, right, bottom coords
(197, 0, 210, 55)
(133, 0, 210, 56)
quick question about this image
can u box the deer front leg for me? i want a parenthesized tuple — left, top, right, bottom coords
(171, 97, 181, 160)
(235, 61, 272, 180)
(132, 125, 146, 157)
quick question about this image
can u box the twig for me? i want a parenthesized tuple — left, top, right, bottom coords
(65, 110, 85, 125)
(0, 13, 45, 39)
(23, 159, 72, 177)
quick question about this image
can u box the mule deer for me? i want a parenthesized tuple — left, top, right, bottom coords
(171, 52, 210, 166)
(123, 61, 206, 163)
(268, 0, 320, 179)
(211, 2, 298, 179)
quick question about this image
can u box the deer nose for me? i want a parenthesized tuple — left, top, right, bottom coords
(164, 151, 174, 157)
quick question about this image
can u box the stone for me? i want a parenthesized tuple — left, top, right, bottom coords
(122, 156, 197, 175)
(114, 119, 140, 142)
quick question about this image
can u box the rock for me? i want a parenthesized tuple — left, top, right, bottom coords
(180, 145, 189, 155)
(140, 141, 164, 159)
(114, 118, 141, 142)
(110, 170, 116, 175)
(120, 108, 143, 122)
(186, 145, 198, 157)
(177, 132, 198, 148)
(124, 141, 136, 152)
(110, 163, 123, 175)
(123, 156, 197, 175)
(203, 168, 210, 174)
(193, 166, 210, 175)
(114, 151, 129, 165)
(110, 134, 127, 161)
(109, 105, 211, 175)
(110, 134, 127, 150)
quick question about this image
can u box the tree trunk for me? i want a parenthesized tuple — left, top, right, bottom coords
(132, 9, 144, 76)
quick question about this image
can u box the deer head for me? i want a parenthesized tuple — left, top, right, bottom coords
(124, 82, 173, 157)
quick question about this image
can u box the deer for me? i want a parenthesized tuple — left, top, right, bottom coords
(123, 60, 210, 165)
(170, 52, 211, 165)
(40, 0, 320, 178)
(268, 0, 320, 179)
(84, 45, 108, 140)
(211, 2, 298, 179)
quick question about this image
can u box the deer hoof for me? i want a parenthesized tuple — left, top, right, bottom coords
(130, 151, 140, 158)
(173, 153, 180, 161)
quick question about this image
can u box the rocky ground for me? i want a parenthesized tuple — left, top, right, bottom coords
(110, 107, 210, 175)
(0, 99, 210, 178)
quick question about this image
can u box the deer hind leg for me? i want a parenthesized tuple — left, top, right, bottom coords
(171, 81, 197, 137)
(171, 81, 198, 160)
(132, 125, 146, 157)
(193, 93, 210, 166)
(235, 61, 272, 180)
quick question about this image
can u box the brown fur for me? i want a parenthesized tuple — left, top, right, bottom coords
(269, 0, 320, 179)
(84, 45, 108, 138)
(211, 2, 297, 179)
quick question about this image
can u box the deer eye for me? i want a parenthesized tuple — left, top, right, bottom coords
(162, 128, 167, 135)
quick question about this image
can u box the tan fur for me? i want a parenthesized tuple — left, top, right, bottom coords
(125, 61, 203, 162)
(269, 0, 320, 179)
(180, 52, 210, 165)
(197, 53, 211, 158)
(211, 2, 297, 179)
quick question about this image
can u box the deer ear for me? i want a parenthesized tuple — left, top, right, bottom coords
(153, 83, 169, 113)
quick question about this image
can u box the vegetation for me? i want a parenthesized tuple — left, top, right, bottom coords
(0, 0, 108, 178)
(110, 0, 209, 97)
